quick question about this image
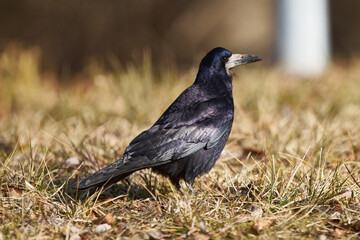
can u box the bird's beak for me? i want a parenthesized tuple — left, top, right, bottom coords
(226, 54, 262, 69)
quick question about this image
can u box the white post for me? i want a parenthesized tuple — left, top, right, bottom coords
(277, 0, 330, 77)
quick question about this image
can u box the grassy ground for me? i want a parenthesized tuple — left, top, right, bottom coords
(1, 48, 360, 239)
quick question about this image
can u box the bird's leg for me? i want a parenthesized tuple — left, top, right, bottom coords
(171, 178, 190, 197)
(185, 182, 197, 197)
(170, 178, 181, 191)
(175, 181, 194, 198)
(179, 186, 189, 197)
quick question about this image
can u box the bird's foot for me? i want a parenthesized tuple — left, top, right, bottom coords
(179, 186, 190, 198)
(185, 182, 197, 197)
(174, 181, 196, 197)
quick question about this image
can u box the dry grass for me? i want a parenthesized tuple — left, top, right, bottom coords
(1, 48, 360, 239)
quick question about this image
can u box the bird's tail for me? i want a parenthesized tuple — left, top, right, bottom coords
(74, 159, 134, 190)
(74, 155, 156, 190)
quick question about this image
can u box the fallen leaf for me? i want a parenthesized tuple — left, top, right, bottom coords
(199, 221, 207, 234)
(65, 156, 81, 166)
(104, 213, 115, 225)
(95, 223, 111, 234)
(131, 232, 150, 240)
(334, 189, 352, 201)
(146, 229, 164, 240)
(332, 228, 348, 238)
(93, 212, 115, 225)
(330, 212, 341, 220)
(69, 225, 82, 240)
(191, 232, 210, 240)
(251, 219, 273, 234)
(319, 234, 327, 240)
(2, 187, 22, 198)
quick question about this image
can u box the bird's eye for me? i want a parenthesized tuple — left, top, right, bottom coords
(221, 56, 229, 63)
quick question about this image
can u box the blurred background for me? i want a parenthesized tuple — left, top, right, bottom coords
(0, 0, 359, 77)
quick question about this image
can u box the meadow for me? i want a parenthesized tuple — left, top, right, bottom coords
(0, 48, 360, 239)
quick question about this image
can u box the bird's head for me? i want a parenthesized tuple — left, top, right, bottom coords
(199, 47, 262, 76)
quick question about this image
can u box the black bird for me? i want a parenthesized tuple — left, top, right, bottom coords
(76, 47, 261, 193)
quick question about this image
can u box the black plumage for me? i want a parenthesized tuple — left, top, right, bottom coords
(76, 47, 261, 192)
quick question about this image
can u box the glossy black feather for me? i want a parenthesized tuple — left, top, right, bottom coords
(76, 47, 247, 191)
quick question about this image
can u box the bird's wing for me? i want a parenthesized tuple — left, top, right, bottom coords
(126, 118, 231, 160)
(77, 98, 232, 189)
(125, 97, 233, 159)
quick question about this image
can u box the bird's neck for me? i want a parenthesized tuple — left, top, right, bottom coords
(194, 67, 233, 97)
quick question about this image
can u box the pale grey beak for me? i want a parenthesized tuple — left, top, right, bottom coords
(225, 54, 262, 69)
